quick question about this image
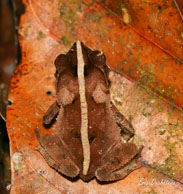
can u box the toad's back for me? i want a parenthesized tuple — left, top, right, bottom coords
(55, 64, 121, 180)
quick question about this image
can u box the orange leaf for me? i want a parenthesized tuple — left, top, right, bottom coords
(6, 0, 183, 193)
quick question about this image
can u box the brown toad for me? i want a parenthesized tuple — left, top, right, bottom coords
(37, 41, 142, 182)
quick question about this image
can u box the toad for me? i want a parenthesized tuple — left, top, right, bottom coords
(37, 41, 142, 182)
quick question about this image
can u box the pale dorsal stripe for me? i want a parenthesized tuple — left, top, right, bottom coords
(76, 41, 90, 175)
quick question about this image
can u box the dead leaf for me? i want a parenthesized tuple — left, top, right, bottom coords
(99, 0, 183, 107)
(6, 0, 183, 193)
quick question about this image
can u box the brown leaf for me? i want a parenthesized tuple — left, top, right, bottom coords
(6, 0, 183, 193)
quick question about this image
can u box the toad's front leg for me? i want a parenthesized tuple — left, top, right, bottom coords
(43, 101, 59, 125)
(111, 102, 134, 141)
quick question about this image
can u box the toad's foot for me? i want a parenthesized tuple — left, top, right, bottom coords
(95, 142, 142, 182)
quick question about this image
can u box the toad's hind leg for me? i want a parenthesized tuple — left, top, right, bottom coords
(37, 134, 79, 178)
(95, 142, 142, 182)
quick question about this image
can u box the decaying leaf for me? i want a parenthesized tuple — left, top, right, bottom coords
(6, 0, 183, 193)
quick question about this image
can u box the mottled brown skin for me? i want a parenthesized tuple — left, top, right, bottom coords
(38, 42, 142, 182)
